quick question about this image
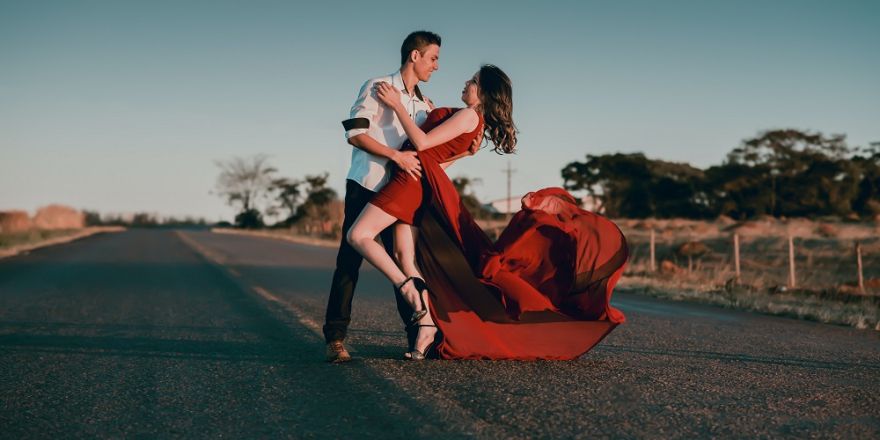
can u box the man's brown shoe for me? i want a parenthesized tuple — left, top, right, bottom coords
(325, 340, 352, 363)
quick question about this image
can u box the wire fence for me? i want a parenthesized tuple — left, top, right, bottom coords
(622, 225, 880, 295)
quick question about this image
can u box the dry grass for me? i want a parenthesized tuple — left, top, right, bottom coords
(0, 227, 125, 259)
(619, 279, 880, 330)
(617, 217, 880, 330)
(0, 229, 83, 249)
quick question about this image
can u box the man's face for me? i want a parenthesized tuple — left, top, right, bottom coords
(413, 44, 440, 82)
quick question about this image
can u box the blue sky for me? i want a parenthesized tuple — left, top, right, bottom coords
(2, 0, 878, 221)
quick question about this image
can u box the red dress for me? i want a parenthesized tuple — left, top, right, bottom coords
(417, 186, 628, 360)
(374, 108, 629, 360)
(372, 107, 483, 224)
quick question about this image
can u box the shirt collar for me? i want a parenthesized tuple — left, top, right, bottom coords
(390, 70, 424, 102)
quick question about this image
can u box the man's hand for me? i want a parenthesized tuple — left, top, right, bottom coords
(468, 130, 485, 155)
(425, 96, 435, 110)
(392, 150, 422, 180)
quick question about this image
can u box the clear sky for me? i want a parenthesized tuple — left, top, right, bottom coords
(2, 0, 878, 221)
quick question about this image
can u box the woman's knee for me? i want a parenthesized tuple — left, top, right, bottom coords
(347, 225, 367, 248)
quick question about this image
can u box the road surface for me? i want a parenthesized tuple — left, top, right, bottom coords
(1, 230, 877, 438)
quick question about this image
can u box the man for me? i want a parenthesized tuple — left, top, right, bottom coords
(324, 31, 441, 362)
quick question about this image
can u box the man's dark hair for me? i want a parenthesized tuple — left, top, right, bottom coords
(400, 31, 441, 66)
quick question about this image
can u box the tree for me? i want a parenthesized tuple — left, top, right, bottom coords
(723, 130, 858, 218)
(82, 210, 102, 226)
(234, 209, 264, 229)
(131, 212, 159, 227)
(214, 154, 277, 228)
(647, 160, 710, 218)
(705, 162, 773, 219)
(295, 173, 340, 234)
(301, 173, 337, 208)
(452, 176, 491, 219)
(269, 177, 303, 226)
(562, 153, 708, 218)
(562, 153, 651, 217)
(561, 129, 872, 220)
(852, 142, 880, 217)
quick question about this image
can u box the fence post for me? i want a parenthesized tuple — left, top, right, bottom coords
(650, 228, 656, 272)
(857, 241, 865, 294)
(788, 235, 796, 289)
(734, 233, 741, 284)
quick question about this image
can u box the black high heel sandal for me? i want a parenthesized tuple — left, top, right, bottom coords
(394, 276, 430, 324)
(405, 324, 439, 361)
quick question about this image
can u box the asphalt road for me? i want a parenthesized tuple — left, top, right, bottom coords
(1, 230, 878, 438)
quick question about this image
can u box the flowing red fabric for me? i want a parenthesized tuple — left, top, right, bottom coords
(416, 156, 629, 360)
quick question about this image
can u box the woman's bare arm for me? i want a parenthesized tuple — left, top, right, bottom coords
(374, 82, 479, 151)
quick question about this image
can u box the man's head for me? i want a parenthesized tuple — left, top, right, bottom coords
(400, 31, 441, 82)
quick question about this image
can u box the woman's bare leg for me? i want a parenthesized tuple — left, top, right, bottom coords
(347, 203, 424, 311)
(393, 223, 422, 281)
(347, 203, 407, 285)
(393, 223, 437, 354)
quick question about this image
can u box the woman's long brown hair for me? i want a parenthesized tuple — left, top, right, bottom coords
(477, 64, 518, 154)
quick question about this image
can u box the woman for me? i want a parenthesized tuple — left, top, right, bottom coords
(349, 65, 628, 360)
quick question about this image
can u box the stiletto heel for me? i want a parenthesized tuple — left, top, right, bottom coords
(411, 277, 430, 320)
(395, 276, 430, 324)
(406, 324, 439, 361)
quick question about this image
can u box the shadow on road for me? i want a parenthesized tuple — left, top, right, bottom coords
(597, 344, 880, 370)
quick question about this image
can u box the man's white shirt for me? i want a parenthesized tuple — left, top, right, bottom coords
(342, 70, 431, 192)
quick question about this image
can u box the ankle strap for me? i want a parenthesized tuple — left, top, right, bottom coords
(395, 276, 415, 290)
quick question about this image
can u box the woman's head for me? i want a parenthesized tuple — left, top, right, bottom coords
(468, 64, 517, 154)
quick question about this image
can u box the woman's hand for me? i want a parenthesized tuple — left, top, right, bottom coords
(373, 81, 403, 110)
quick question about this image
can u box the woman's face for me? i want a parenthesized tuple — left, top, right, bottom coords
(461, 74, 481, 106)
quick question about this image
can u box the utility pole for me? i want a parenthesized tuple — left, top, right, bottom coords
(503, 160, 516, 217)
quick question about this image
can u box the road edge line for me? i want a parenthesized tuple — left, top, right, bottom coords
(211, 228, 338, 249)
(174, 230, 328, 342)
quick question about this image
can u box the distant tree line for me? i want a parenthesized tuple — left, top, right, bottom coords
(212, 154, 506, 234)
(83, 211, 209, 228)
(562, 129, 880, 219)
(213, 154, 340, 231)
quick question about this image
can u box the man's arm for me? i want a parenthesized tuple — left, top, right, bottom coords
(348, 135, 419, 179)
(342, 79, 379, 142)
(342, 79, 421, 179)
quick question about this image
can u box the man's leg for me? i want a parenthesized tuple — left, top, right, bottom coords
(323, 180, 372, 346)
(379, 223, 418, 350)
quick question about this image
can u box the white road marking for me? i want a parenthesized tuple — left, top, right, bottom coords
(176, 231, 337, 345)
(251, 285, 325, 339)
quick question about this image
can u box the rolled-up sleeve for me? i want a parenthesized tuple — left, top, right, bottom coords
(343, 79, 379, 140)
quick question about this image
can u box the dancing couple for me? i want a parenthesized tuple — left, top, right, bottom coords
(324, 31, 629, 362)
